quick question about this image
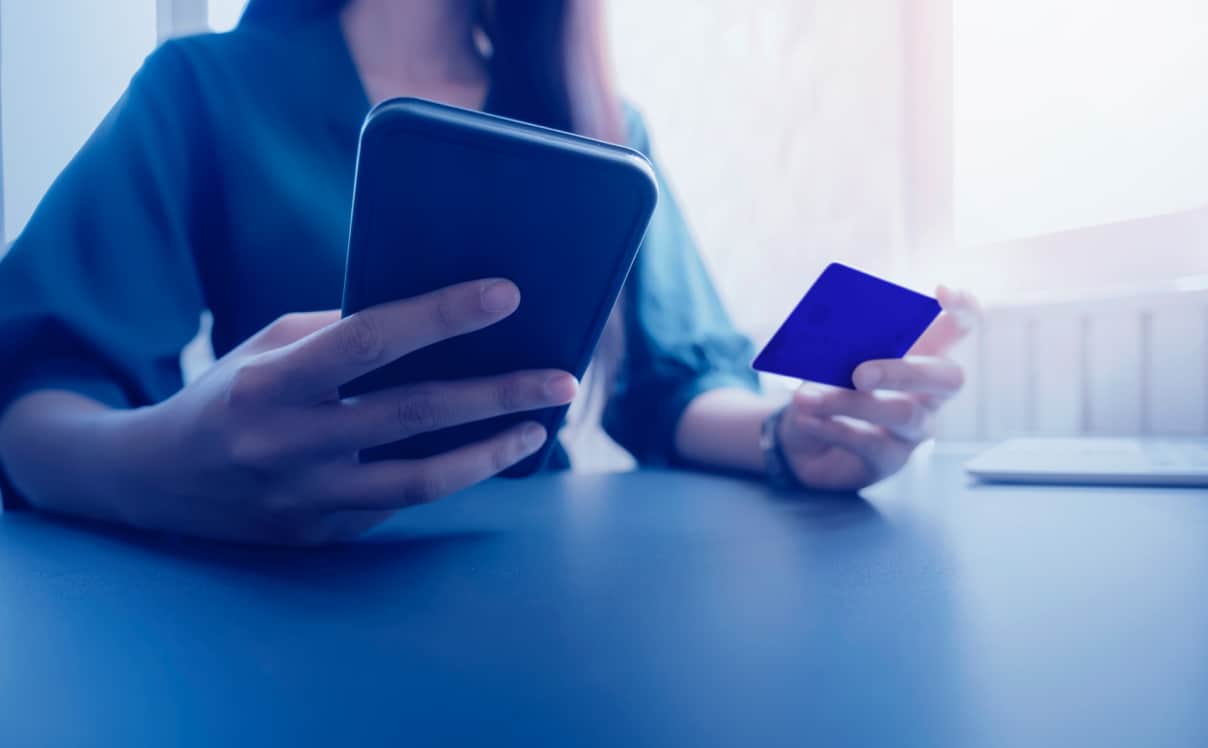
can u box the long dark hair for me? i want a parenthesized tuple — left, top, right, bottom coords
(239, 0, 621, 140)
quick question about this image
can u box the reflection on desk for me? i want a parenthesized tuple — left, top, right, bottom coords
(1, 446, 1206, 747)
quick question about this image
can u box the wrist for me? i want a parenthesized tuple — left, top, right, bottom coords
(94, 402, 175, 528)
(675, 388, 775, 475)
(761, 406, 803, 491)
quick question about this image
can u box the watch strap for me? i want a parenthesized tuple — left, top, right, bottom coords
(761, 406, 803, 491)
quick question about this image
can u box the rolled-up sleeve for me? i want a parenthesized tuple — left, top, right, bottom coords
(0, 42, 209, 509)
(602, 107, 760, 465)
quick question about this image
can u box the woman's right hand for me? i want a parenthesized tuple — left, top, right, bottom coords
(111, 278, 575, 544)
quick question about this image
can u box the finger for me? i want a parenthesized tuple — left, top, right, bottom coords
(910, 314, 964, 356)
(852, 356, 965, 398)
(941, 285, 981, 316)
(912, 286, 980, 356)
(789, 447, 877, 493)
(778, 401, 831, 457)
(319, 370, 577, 453)
(266, 279, 522, 403)
(794, 415, 907, 474)
(233, 311, 341, 357)
(321, 421, 549, 511)
(792, 387, 934, 441)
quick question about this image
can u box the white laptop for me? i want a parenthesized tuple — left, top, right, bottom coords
(965, 438, 1208, 487)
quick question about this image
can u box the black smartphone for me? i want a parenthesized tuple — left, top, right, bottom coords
(340, 98, 659, 476)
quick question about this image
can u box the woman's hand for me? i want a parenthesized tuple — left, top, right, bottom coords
(9, 279, 577, 545)
(778, 286, 979, 491)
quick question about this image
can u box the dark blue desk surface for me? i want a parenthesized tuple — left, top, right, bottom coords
(2, 447, 1207, 747)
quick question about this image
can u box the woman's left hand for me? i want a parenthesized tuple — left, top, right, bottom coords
(778, 286, 980, 491)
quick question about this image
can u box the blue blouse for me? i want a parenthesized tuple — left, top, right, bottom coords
(0, 14, 758, 508)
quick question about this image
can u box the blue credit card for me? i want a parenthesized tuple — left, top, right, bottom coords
(752, 263, 942, 388)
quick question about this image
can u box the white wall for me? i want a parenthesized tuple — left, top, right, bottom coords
(954, 0, 1208, 247)
(1, 1, 157, 243)
(609, 0, 914, 343)
(207, 0, 245, 31)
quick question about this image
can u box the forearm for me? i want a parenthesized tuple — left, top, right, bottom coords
(0, 391, 148, 524)
(673, 387, 782, 474)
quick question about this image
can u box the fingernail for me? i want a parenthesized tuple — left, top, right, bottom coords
(544, 374, 578, 403)
(481, 280, 520, 314)
(522, 423, 547, 452)
(854, 365, 882, 390)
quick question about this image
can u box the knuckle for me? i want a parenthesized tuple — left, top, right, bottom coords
(819, 390, 847, 413)
(339, 313, 385, 364)
(429, 290, 465, 337)
(395, 387, 441, 435)
(831, 424, 856, 449)
(492, 436, 523, 473)
(226, 360, 274, 409)
(896, 399, 925, 431)
(497, 378, 526, 413)
(883, 365, 910, 389)
(265, 312, 308, 344)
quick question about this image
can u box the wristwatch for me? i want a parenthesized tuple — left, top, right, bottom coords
(760, 406, 802, 490)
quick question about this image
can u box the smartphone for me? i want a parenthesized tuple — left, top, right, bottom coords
(340, 98, 659, 476)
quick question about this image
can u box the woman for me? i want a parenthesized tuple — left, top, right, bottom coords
(0, 0, 975, 544)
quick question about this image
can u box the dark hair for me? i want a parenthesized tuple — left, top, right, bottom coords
(240, 0, 575, 133)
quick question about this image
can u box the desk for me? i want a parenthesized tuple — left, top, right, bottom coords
(1, 446, 1206, 747)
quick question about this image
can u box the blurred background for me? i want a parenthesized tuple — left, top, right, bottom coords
(3, 0, 1206, 446)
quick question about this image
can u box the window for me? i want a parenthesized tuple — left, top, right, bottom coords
(1, 1, 157, 243)
(208, 0, 246, 32)
(907, 0, 1208, 303)
(954, 0, 1208, 247)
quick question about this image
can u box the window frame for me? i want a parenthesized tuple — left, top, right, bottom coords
(157, 0, 210, 42)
